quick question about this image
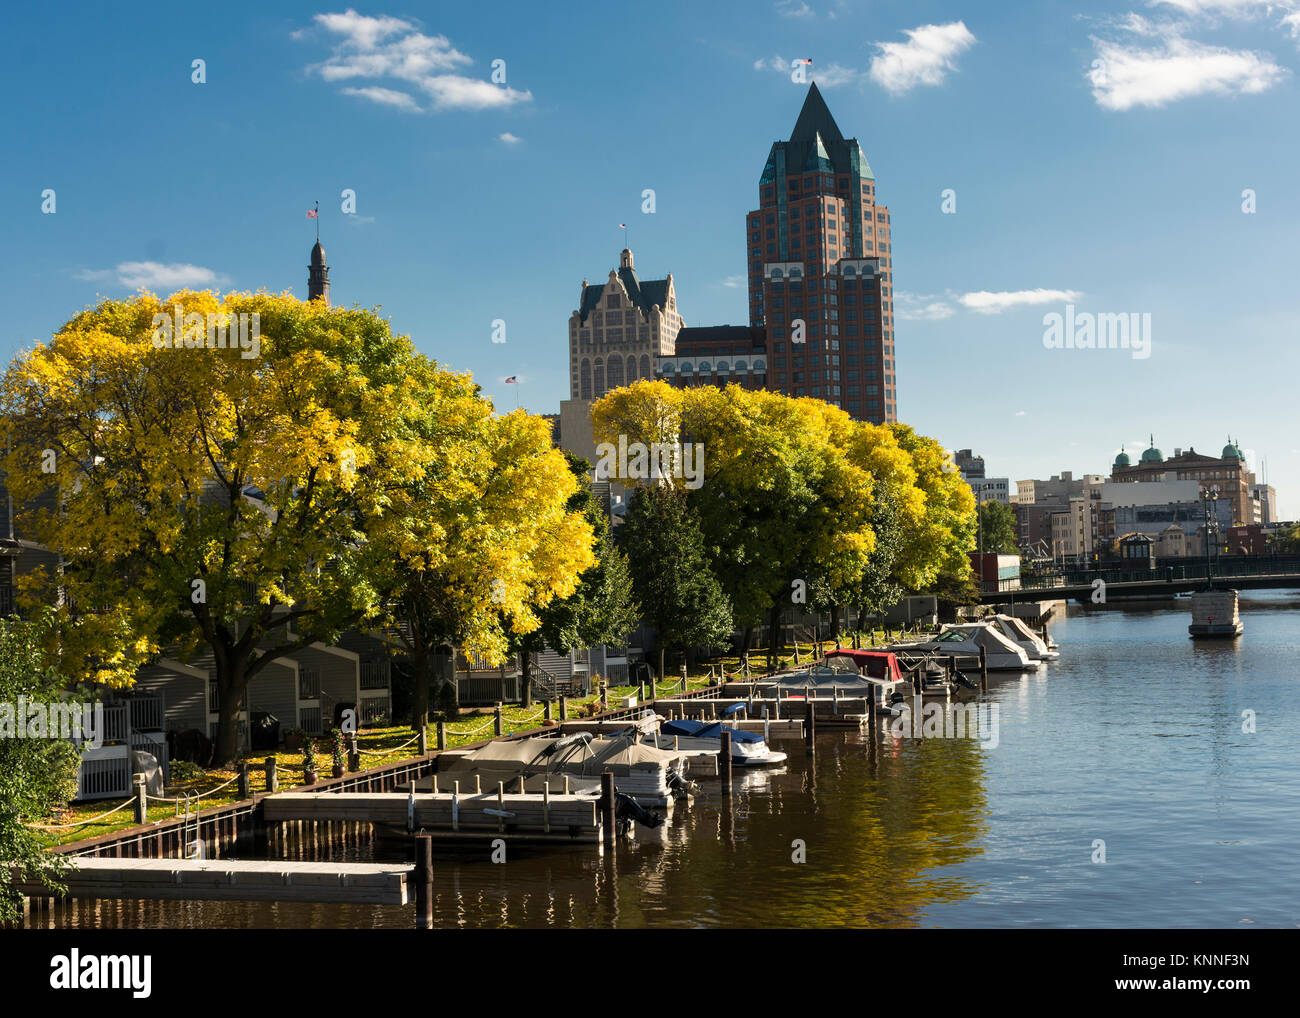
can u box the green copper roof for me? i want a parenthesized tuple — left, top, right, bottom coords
(1221, 438, 1244, 461)
(1114, 450, 1131, 467)
(758, 83, 874, 183)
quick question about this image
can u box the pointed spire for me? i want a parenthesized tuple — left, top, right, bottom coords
(789, 82, 845, 147)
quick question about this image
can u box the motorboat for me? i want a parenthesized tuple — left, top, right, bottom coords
(985, 614, 1059, 661)
(887, 622, 1036, 671)
(646, 718, 788, 766)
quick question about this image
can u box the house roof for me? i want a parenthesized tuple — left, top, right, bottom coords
(579, 265, 670, 324)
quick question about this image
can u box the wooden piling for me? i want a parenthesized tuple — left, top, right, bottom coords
(238, 763, 250, 800)
(600, 772, 616, 847)
(979, 644, 988, 693)
(133, 774, 147, 825)
(436, 720, 446, 751)
(719, 731, 733, 794)
(805, 701, 816, 755)
(559, 696, 568, 720)
(414, 833, 433, 930)
(544, 700, 552, 722)
(417, 725, 428, 756)
(265, 757, 278, 794)
(493, 703, 503, 736)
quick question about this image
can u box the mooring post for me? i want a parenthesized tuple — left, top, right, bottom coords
(600, 682, 608, 708)
(237, 763, 250, 800)
(719, 730, 733, 794)
(493, 703, 503, 736)
(600, 771, 616, 848)
(348, 733, 360, 772)
(947, 655, 956, 682)
(265, 757, 278, 794)
(979, 645, 988, 694)
(912, 666, 922, 696)
(559, 695, 568, 720)
(638, 680, 646, 704)
(867, 683, 878, 726)
(680, 665, 688, 693)
(414, 833, 434, 930)
(544, 700, 553, 722)
(436, 720, 446, 751)
(133, 774, 147, 825)
(805, 700, 816, 755)
(763, 704, 771, 743)
(417, 724, 428, 756)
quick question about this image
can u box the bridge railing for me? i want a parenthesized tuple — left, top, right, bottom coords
(1011, 553, 1300, 593)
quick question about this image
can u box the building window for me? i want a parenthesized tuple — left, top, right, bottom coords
(580, 359, 592, 400)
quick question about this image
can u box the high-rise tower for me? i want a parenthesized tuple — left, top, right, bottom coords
(747, 83, 896, 423)
(308, 239, 330, 304)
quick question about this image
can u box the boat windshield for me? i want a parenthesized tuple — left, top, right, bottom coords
(935, 629, 968, 643)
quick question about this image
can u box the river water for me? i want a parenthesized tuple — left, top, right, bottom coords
(28, 590, 1300, 929)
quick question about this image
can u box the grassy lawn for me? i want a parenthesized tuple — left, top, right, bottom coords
(30, 630, 900, 848)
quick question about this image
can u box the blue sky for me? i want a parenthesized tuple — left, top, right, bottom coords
(2, 1, 1298, 517)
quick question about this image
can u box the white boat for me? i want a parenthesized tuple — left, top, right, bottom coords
(887, 622, 1037, 671)
(986, 614, 1059, 661)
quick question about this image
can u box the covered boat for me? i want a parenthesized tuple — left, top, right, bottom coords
(438, 732, 692, 804)
(650, 718, 787, 766)
(887, 622, 1036, 671)
(986, 614, 1058, 660)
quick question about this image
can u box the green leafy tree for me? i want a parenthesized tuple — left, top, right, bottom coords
(976, 499, 1019, 555)
(0, 611, 80, 924)
(1275, 522, 1300, 555)
(619, 484, 733, 680)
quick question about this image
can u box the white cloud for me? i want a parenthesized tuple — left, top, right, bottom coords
(776, 0, 815, 17)
(498, 131, 523, 145)
(77, 262, 230, 290)
(1089, 26, 1287, 110)
(303, 10, 532, 113)
(340, 86, 422, 112)
(756, 54, 861, 86)
(869, 21, 977, 94)
(958, 289, 1083, 313)
(1014, 410, 1028, 417)
(1150, 0, 1292, 15)
(1284, 11, 1300, 37)
(720, 274, 746, 289)
(895, 292, 957, 320)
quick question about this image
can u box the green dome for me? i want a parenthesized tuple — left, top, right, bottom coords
(1221, 438, 1244, 461)
(1140, 445, 1163, 464)
(1114, 450, 1131, 467)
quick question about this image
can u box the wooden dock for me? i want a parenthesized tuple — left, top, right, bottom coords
(14, 857, 410, 905)
(262, 791, 602, 841)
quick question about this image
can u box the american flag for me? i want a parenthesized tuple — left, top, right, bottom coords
(504, 376, 517, 384)
(618, 223, 627, 229)
(306, 208, 319, 219)
(800, 58, 813, 64)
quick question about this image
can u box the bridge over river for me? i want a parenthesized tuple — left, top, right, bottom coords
(979, 553, 1300, 604)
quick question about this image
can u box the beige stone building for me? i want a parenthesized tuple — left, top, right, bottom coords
(569, 248, 681, 401)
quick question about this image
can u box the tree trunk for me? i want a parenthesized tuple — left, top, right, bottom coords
(657, 643, 666, 685)
(212, 668, 247, 768)
(767, 602, 782, 673)
(740, 625, 754, 672)
(520, 650, 532, 708)
(410, 650, 430, 732)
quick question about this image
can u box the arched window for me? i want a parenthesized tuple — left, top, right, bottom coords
(699, 361, 711, 373)
(771, 267, 785, 279)
(580, 359, 592, 400)
(607, 356, 624, 390)
(790, 267, 803, 278)
(680, 361, 694, 373)
(661, 362, 676, 374)
(626, 355, 637, 383)
(735, 359, 748, 372)
(640, 354, 651, 379)
(594, 359, 605, 397)
(753, 358, 766, 371)
(716, 360, 730, 373)
(843, 265, 857, 276)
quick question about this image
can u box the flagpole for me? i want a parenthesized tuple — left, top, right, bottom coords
(315, 200, 320, 241)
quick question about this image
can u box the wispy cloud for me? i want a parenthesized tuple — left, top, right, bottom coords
(895, 291, 957, 321)
(869, 21, 977, 95)
(719, 274, 746, 289)
(340, 85, 422, 112)
(76, 262, 230, 290)
(498, 131, 523, 145)
(959, 289, 1083, 313)
(301, 9, 532, 113)
(1088, 18, 1287, 109)
(775, 1, 815, 18)
(754, 54, 861, 87)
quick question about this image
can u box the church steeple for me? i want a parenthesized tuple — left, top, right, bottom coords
(308, 239, 330, 304)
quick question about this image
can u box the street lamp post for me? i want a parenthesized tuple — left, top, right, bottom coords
(1201, 486, 1221, 590)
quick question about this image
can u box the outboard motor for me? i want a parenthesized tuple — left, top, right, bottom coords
(666, 765, 700, 800)
(614, 791, 664, 834)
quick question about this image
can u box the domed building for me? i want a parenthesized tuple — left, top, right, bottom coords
(1109, 433, 1258, 528)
